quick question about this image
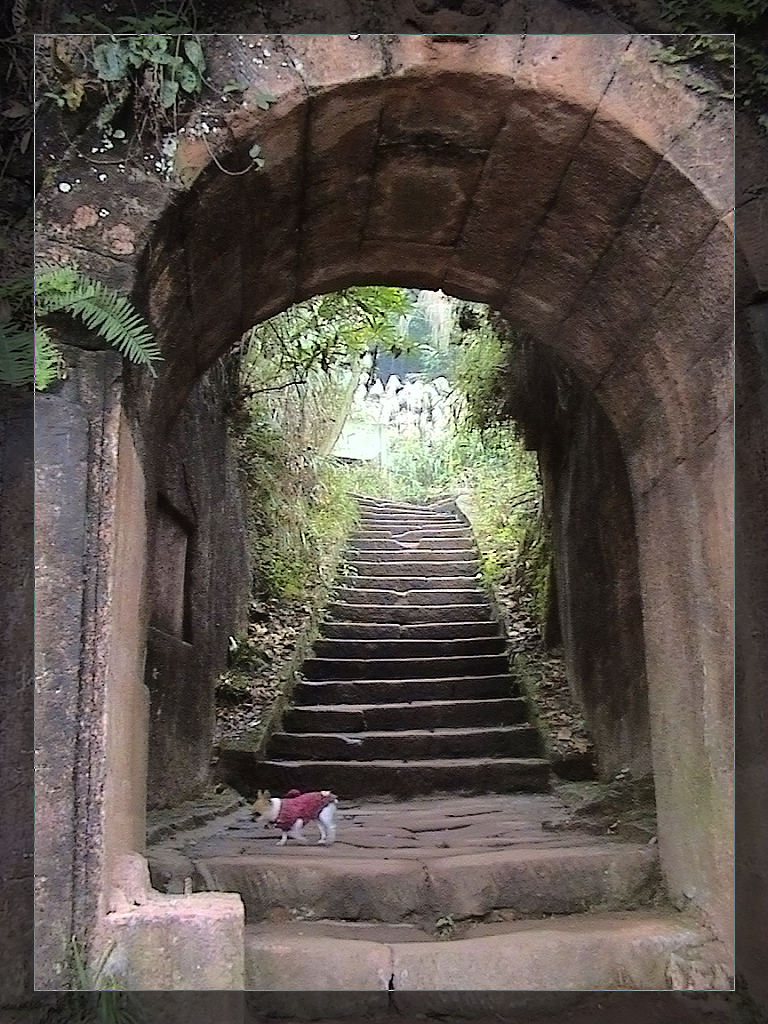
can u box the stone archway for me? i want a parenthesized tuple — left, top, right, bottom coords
(35, 33, 734, 988)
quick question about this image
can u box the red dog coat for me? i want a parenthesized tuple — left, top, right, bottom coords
(274, 790, 336, 829)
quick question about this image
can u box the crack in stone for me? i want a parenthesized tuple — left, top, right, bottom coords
(441, 112, 509, 291)
(48, 238, 135, 268)
(593, 213, 731, 401)
(517, 4, 531, 63)
(548, 149, 666, 339)
(378, 35, 395, 78)
(71, 364, 118, 954)
(378, 136, 490, 159)
(503, 39, 632, 307)
(360, 105, 386, 250)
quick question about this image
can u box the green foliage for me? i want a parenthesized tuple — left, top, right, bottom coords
(435, 301, 545, 446)
(653, 1, 768, 123)
(233, 410, 359, 602)
(0, 322, 34, 387)
(229, 287, 416, 608)
(36, 263, 161, 371)
(452, 317, 514, 432)
(0, 271, 34, 386)
(35, 325, 63, 390)
(41, 22, 206, 137)
(0, 262, 161, 389)
(62, 936, 144, 1024)
(240, 287, 414, 397)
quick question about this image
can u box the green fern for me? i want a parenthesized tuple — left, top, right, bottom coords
(0, 263, 162, 390)
(35, 324, 62, 390)
(0, 270, 34, 386)
(36, 264, 162, 373)
(0, 321, 34, 386)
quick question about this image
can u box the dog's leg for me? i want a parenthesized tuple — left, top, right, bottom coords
(318, 804, 337, 845)
(276, 832, 288, 847)
(288, 819, 308, 844)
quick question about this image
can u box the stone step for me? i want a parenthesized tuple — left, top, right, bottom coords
(337, 574, 481, 593)
(354, 496, 458, 515)
(319, 620, 502, 640)
(282, 697, 528, 733)
(354, 526, 473, 542)
(358, 511, 458, 524)
(333, 587, 490, 607)
(347, 558, 480, 577)
(198, 843, 660, 926)
(220, 755, 551, 798)
(244, 911, 708, 991)
(325, 602, 494, 624)
(312, 636, 506, 660)
(351, 537, 475, 552)
(302, 653, 510, 681)
(292, 674, 515, 705)
(348, 544, 476, 560)
(268, 724, 542, 761)
(357, 519, 460, 533)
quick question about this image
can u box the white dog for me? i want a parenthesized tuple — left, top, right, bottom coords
(252, 788, 338, 846)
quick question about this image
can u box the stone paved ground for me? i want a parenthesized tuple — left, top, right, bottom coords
(158, 791, 614, 862)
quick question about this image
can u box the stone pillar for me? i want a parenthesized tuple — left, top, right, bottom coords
(35, 347, 125, 987)
(631, 419, 734, 957)
(35, 345, 152, 987)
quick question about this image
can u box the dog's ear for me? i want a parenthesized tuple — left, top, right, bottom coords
(263, 789, 271, 799)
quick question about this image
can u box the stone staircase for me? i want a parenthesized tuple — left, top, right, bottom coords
(247, 495, 550, 797)
(165, 496, 727, 997)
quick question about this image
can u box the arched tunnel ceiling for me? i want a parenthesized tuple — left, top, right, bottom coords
(38, 34, 734, 492)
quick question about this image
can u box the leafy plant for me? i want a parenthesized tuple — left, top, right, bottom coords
(238, 287, 414, 400)
(225, 288, 417, 609)
(40, 25, 207, 142)
(58, 936, 145, 1024)
(435, 914, 456, 939)
(652, 2, 768, 126)
(36, 263, 161, 370)
(0, 262, 161, 389)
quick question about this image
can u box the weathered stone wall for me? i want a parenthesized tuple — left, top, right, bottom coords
(0, 390, 34, 1003)
(549, 400, 651, 781)
(145, 359, 250, 809)
(514, 343, 651, 781)
(34, 347, 126, 987)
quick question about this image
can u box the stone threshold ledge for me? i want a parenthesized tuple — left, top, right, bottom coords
(101, 854, 245, 990)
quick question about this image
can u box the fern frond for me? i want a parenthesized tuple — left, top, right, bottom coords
(0, 321, 34, 386)
(34, 263, 81, 308)
(35, 264, 162, 376)
(35, 325, 62, 391)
